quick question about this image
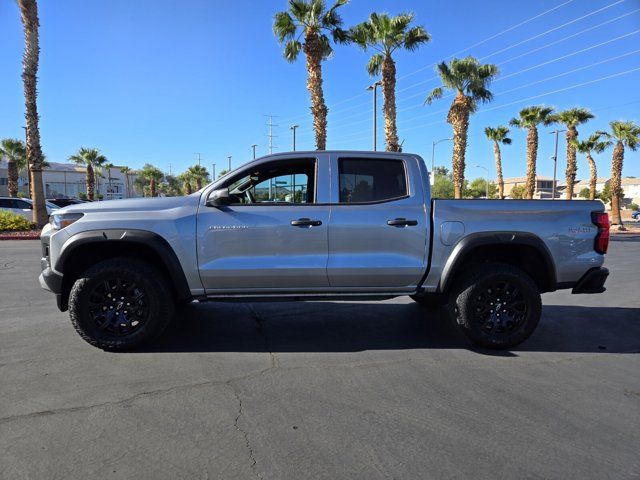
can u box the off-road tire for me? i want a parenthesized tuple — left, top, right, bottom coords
(449, 263, 541, 349)
(68, 258, 174, 351)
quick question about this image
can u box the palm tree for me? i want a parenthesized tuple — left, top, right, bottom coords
(69, 148, 107, 200)
(139, 164, 164, 198)
(426, 57, 499, 198)
(18, 0, 47, 224)
(178, 172, 193, 195)
(509, 106, 556, 199)
(187, 164, 210, 190)
(0, 139, 27, 197)
(119, 166, 131, 198)
(554, 107, 594, 199)
(599, 121, 640, 228)
(571, 133, 611, 201)
(349, 13, 430, 152)
(273, 0, 348, 150)
(483, 126, 511, 199)
(103, 162, 114, 199)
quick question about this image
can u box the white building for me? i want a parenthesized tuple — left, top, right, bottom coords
(0, 158, 141, 199)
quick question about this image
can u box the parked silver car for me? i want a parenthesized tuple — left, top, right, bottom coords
(38, 151, 610, 351)
(0, 196, 59, 219)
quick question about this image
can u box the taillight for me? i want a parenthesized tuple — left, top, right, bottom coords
(591, 211, 610, 254)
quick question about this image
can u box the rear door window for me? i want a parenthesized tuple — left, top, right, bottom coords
(338, 158, 407, 203)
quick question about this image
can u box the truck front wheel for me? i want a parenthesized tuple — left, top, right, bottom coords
(68, 258, 174, 351)
(450, 264, 541, 349)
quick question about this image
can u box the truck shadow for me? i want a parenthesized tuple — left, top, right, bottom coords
(145, 302, 640, 355)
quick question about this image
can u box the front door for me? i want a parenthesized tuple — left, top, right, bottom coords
(197, 156, 330, 292)
(327, 155, 429, 289)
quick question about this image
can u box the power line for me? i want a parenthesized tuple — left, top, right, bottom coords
(330, 66, 640, 144)
(328, 5, 639, 131)
(281, 0, 576, 123)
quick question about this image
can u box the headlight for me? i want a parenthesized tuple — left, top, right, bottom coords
(49, 213, 84, 230)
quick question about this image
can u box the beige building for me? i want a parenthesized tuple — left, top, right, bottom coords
(571, 177, 640, 205)
(502, 176, 557, 199)
(0, 159, 141, 199)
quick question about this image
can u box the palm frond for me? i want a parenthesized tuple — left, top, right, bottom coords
(424, 86, 443, 105)
(366, 53, 384, 76)
(284, 40, 302, 62)
(318, 34, 333, 59)
(403, 25, 430, 51)
(289, 0, 310, 23)
(273, 11, 297, 42)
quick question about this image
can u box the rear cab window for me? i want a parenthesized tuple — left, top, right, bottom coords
(338, 158, 407, 204)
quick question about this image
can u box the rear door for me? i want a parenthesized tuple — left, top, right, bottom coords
(327, 154, 429, 289)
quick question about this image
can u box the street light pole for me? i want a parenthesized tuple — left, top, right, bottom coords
(251, 144, 257, 159)
(367, 81, 382, 151)
(475, 165, 490, 198)
(549, 129, 566, 199)
(212, 163, 216, 180)
(227, 156, 232, 172)
(431, 138, 453, 185)
(290, 125, 299, 151)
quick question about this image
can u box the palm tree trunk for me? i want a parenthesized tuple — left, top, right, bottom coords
(86, 164, 94, 200)
(493, 141, 504, 199)
(303, 31, 328, 150)
(586, 153, 597, 201)
(564, 127, 577, 199)
(610, 141, 624, 228)
(19, 0, 47, 225)
(381, 54, 400, 152)
(447, 92, 471, 199)
(184, 182, 192, 195)
(150, 178, 156, 198)
(196, 178, 202, 190)
(7, 160, 19, 197)
(525, 126, 538, 199)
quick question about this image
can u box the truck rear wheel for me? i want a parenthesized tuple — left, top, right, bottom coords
(450, 264, 541, 349)
(68, 258, 174, 351)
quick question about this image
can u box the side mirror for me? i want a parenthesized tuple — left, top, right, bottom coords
(206, 188, 230, 207)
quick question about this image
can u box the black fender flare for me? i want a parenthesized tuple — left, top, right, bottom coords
(438, 231, 557, 293)
(56, 229, 192, 302)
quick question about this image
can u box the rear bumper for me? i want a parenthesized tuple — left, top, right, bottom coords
(572, 267, 609, 294)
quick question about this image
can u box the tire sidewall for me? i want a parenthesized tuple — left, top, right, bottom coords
(452, 266, 542, 349)
(69, 259, 173, 350)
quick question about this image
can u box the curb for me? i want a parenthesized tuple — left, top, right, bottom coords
(0, 234, 41, 240)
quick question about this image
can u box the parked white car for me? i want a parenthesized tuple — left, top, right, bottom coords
(0, 196, 59, 219)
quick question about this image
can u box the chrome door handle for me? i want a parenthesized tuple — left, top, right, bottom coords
(291, 218, 322, 227)
(387, 218, 418, 227)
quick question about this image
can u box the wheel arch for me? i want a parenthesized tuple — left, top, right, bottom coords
(55, 229, 192, 311)
(438, 232, 557, 294)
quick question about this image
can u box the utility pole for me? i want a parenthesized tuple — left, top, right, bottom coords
(251, 144, 258, 160)
(290, 125, 299, 151)
(194, 153, 202, 166)
(475, 165, 490, 198)
(367, 81, 382, 151)
(549, 129, 566, 200)
(431, 138, 453, 185)
(265, 115, 278, 154)
(168, 163, 172, 176)
(227, 156, 232, 172)
(212, 163, 216, 180)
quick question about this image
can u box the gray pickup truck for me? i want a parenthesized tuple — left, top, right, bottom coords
(39, 151, 610, 351)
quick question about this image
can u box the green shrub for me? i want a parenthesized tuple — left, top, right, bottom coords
(630, 203, 639, 211)
(0, 210, 37, 231)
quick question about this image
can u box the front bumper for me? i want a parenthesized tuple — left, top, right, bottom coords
(572, 267, 609, 294)
(39, 232, 67, 311)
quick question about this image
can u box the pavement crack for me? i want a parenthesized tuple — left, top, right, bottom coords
(245, 303, 279, 371)
(228, 383, 262, 480)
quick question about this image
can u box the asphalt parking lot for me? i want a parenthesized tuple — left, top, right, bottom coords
(1, 238, 639, 479)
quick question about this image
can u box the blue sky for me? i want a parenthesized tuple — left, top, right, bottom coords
(0, 0, 639, 181)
